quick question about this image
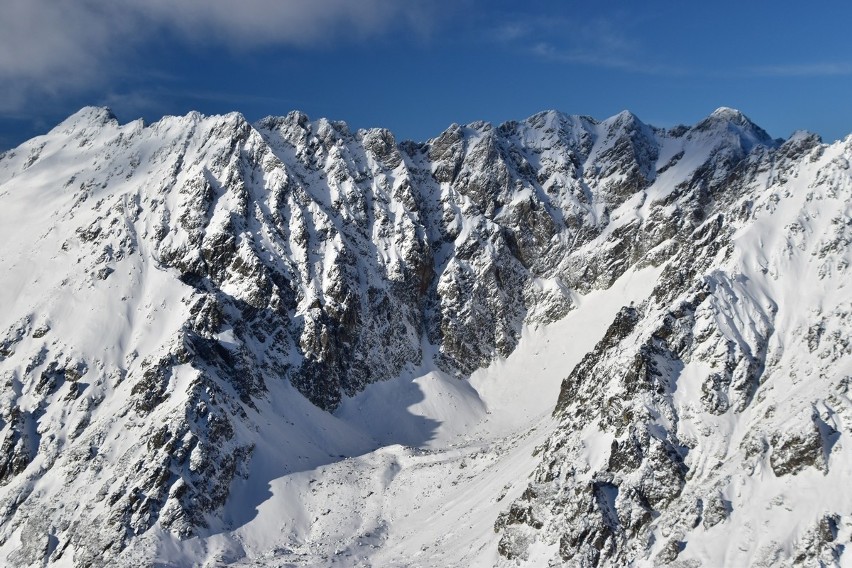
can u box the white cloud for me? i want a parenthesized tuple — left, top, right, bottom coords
(0, 1, 116, 109)
(531, 42, 686, 77)
(0, 0, 438, 111)
(132, 0, 433, 46)
(488, 14, 685, 77)
(749, 62, 852, 77)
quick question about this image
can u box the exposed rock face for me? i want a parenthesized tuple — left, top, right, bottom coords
(0, 106, 850, 566)
(494, 115, 852, 566)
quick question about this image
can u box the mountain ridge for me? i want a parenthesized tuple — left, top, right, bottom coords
(0, 106, 849, 567)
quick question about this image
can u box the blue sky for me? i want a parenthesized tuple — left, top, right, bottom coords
(2, 0, 852, 150)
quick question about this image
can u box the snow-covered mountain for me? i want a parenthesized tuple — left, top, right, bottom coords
(0, 105, 849, 567)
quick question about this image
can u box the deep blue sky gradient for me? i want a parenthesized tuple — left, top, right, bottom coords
(2, 1, 852, 150)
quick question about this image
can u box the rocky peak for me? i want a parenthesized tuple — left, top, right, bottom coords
(778, 129, 823, 159)
(51, 105, 119, 132)
(691, 106, 777, 152)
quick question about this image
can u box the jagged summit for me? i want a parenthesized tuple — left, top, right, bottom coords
(605, 108, 642, 124)
(0, 106, 850, 567)
(691, 106, 776, 150)
(710, 105, 746, 119)
(30, 105, 786, 151)
(46, 105, 120, 137)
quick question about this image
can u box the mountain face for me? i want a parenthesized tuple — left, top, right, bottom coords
(0, 106, 849, 567)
